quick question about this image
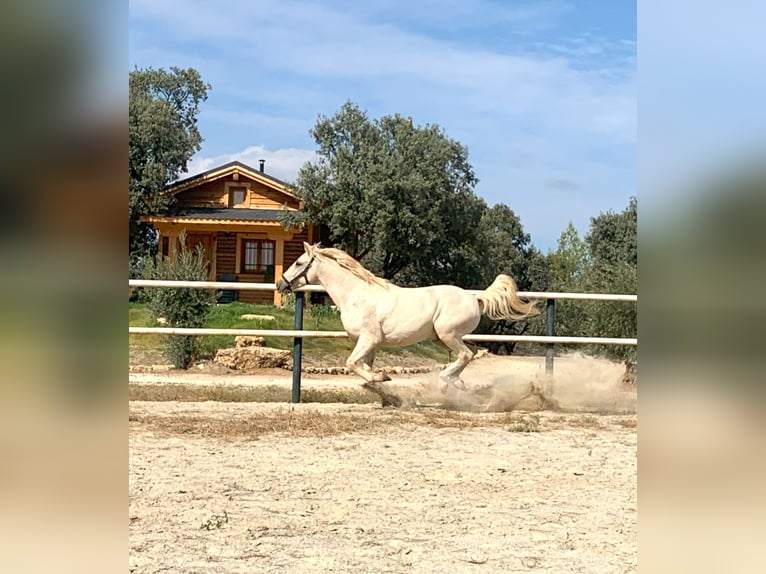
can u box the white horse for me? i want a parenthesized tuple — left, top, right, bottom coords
(276, 243, 537, 403)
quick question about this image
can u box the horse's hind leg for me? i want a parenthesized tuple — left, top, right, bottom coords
(436, 334, 474, 392)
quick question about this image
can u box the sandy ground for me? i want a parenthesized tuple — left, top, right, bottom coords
(129, 354, 636, 573)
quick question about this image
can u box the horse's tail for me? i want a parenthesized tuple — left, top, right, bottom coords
(476, 274, 538, 321)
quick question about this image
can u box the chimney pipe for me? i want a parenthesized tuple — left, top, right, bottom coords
(259, 159, 265, 173)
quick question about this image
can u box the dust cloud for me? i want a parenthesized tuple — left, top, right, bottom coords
(398, 353, 636, 414)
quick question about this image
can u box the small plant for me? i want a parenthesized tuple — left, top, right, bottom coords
(200, 510, 228, 530)
(143, 231, 216, 369)
(279, 291, 295, 312)
(507, 414, 540, 433)
(308, 303, 338, 330)
(616, 418, 637, 428)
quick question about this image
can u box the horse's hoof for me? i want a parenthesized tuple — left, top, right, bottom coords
(438, 380, 463, 394)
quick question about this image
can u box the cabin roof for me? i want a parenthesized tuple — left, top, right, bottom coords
(169, 207, 286, 222)
(163, 160, 296, 198)
(142, 207, 299, 227)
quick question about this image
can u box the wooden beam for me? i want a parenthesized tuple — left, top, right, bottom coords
(145, 220, 296, 237)
(273, 238, 285, 305)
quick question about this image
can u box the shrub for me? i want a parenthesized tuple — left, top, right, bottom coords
(143, 232, 216, 368)
(308, 302, 339, 330)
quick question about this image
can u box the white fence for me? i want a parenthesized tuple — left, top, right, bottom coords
(129, 279, 637, 402)
(128, 280, 637, 345)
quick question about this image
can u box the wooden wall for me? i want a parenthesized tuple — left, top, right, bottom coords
(284, 227, 310, 267)
(175, 179, 226, 208)
(213, 229, 310, 305)
(215, 233, 236, 275)
(174, 175, 300, 210)
(247, 181, 300, 209)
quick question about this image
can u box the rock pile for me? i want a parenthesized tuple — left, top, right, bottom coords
(214, 336, 292, 370)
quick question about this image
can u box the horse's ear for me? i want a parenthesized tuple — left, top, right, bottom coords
(303, 241, 312, 254)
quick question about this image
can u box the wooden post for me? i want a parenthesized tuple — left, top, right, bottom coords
(273, 238, 284, 305)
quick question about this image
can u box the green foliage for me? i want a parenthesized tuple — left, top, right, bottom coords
(130, 299, 449, 364)
(543, 200, 637, 361)
(549, 222, 589, 290)
(129, 66, 211, 266)
(584, 198, 637, 360)
(308, 302, 339, 330)
(143, 233, 216, 368)
(586, 196, 637, 268)
(544, 222, 590, 346)
(279, 292, 296, 313)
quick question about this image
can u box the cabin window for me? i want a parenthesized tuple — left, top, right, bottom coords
(241, 239, 275, 273)
(229, 187, 247, 207)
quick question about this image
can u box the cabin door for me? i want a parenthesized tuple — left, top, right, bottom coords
(184, 233, 215, 280)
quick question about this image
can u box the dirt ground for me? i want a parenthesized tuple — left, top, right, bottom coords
(129, 354, 637, 573)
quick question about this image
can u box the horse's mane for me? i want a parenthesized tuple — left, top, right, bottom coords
(313, 246, 392, 290)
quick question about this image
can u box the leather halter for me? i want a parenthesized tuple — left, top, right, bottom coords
(284, 256, 316, 291)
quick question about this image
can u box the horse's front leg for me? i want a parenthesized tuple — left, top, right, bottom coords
(361, 348, 377, 374)
(346, 337, 390, 383)
(436, 335, 474, 393)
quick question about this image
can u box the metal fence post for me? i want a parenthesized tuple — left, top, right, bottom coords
(291, 291, 305, 403)
(545, 298, 556, 376)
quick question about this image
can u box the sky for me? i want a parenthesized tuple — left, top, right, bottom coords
(129, 0, 636, 252)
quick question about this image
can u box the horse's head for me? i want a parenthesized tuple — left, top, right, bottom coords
(276, 242, 319, 294)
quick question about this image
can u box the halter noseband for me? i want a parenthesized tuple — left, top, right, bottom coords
(284, 255, 316, 291)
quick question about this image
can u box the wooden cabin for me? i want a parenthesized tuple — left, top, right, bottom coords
(142, 160, 317, 305)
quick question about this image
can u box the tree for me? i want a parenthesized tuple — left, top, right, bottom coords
(545, 222, 590, 339)
(478, 204, 538, 289)
(285, 101, 482, 286)
(585, 196, 637, 270)
(129, 66, 210, 269)
(548, 222, 589, 291)
(582, 197, 638, 360)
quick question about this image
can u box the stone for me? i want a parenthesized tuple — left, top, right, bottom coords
(239, 314, 276, 322)
(214, 346, 292, 370)
(234, 335, 265, 348)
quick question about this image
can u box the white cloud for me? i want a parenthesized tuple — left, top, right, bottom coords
(131, 0, 634, 142)
(183, 145, 318, 183)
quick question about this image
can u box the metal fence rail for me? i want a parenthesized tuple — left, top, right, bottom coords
(129, 279, 637, 402)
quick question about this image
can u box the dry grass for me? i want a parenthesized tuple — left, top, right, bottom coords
(615, 417, 638, 428)
(129, 383, 379, 404)
(130, 409, 402, 439)
(128, 402, 637, 441)
(129, 406, 535, 440)
(128, 373, 637, 440)
(569, 414, 602, 428)
(506, 413, 541, 432)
